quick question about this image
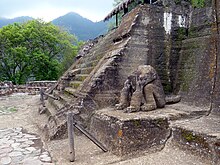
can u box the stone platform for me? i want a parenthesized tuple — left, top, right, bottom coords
(171, 115, 220, 164)
(89, 105, 207, 156)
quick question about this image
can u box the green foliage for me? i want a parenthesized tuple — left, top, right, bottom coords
(60, 41, 83, 74)
(0, 20, 78, 84)
(191, 0, 205, 8)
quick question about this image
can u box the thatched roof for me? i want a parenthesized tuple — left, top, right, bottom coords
(104, 0, 136, 21)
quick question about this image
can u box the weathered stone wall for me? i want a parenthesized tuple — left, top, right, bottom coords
(0, 81, 14, 96)
(0, 81, 57, 96)
(175, 7, 214, 107)
(116, 3, 191, 94)
(171, 1, 220, 109)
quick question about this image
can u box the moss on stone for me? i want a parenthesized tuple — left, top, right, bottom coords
(182, 130, 196, 141)
(133, 120, 141, 127)
(181, 129, 209, 149)
(191, 0, 205, 8)
(155, 118, 166, 126)
(177, 28, 187, 41)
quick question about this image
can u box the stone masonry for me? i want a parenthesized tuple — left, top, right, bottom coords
(38, 0, 220, 162)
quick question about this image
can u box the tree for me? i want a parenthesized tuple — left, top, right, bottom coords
(60, 41, 84, 74)
(0, 20, 78, 84)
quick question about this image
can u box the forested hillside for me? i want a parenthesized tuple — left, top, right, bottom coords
(52, 12, 108, 41)
(0, 13, 109, 41)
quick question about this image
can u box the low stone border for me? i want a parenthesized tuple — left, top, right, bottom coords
(0, 81, 57, 97)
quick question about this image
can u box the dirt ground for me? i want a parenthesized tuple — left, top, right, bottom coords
(0, 94, 211, 165)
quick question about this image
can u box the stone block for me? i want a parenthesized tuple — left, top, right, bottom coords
(171, 116, 220, 164)
(90, 108, 174, 156)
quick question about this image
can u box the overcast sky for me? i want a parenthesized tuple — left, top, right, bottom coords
(0, 0, 115, 22)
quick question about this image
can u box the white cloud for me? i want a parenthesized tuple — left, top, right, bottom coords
(0, 0, 114, 22)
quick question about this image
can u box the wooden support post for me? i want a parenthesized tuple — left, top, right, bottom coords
(116, 13, 118, 27)
(40, 88, 45, 106)
(123, 3, 128, 15)
(67, 112, 75, 162)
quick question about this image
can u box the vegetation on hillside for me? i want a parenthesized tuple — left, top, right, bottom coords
(0, 20, 81, 84)
(52, 12, 108, 41)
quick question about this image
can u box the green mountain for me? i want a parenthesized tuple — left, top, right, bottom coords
(52, 12, 108, 41)
(0, 16, 33, 27)
(0, 13, 109, 41)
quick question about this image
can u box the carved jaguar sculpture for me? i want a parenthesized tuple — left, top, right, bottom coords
(116, 65, 179, 113)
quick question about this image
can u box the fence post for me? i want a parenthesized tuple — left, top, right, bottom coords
(67, 112, 75, 162)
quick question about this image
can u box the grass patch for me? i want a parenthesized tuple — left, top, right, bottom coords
(0, 106, 17, 114)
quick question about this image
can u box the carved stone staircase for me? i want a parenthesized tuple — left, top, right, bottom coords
(39, 4, 147, 140)
(42, 25, 128, 139)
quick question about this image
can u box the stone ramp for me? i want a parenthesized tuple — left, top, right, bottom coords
(109, 143, 209, 165)
(171, 115, 220, 164)
(46, 134, 209, 165)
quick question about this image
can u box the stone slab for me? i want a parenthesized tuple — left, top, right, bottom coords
(171, 115, 220, 164)
(90, 108, 186, 156)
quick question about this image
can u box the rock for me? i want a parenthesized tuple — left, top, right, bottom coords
(14, 127, 22, 132)
(16, 138, 28, 142)
(32, 149, 41, 156)
(40, 155, 52, 163)
(23, 158, 42, 165)
(0, 153, 7, 159)
(0, 147, 13, 154)
(26, 147, 36, 152)
(23, 134, 37, 139)
(0, 156, 12, 165)
(23, 140, 35, 145)
(22, 151, 32, 155)
(0, 144, 10, 149)
(5, 139, 15, 144)
(19, 143, 30, 148)
(8, 132, 18, 136)
(11, 142, 21, 148)
(8, 151, 23, 157)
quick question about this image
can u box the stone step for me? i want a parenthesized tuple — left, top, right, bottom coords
(53, 90, 73, 104)
(76, 59, 100, 69)
(81, 52, 105, 63)
(64, 87, 87, 98)
(67, 68, 81, 77)
(74, 74, 89, 81)
(69, 81, 82, 89)
(48, 97, 64, 111)
(64, 87, 79, 97)
(44, 101, 59, 117)
(171, 115, 220, 164)
(80, 67, 94, 74)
